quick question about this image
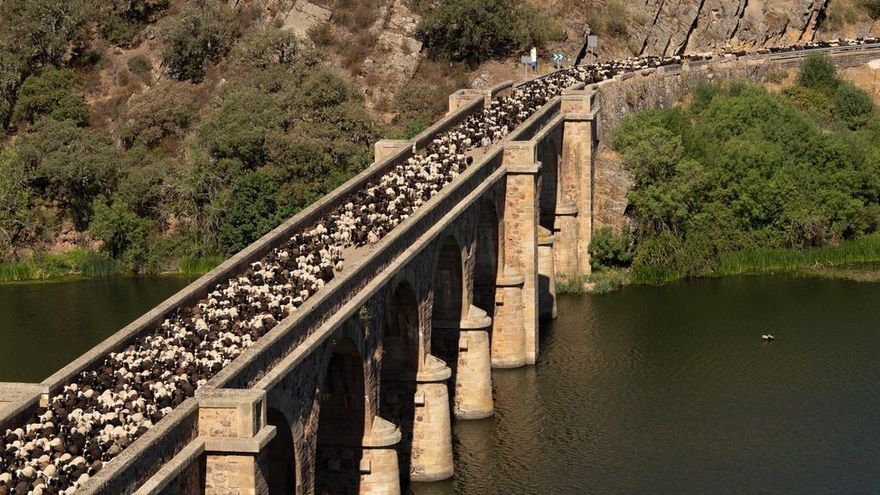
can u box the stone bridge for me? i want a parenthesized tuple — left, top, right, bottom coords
(1, 44, 879, 495)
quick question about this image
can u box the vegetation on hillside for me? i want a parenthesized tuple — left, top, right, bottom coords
(415, 0, 563, 65)
(594, 54, 880, 285)
(0, 0, 379, 278)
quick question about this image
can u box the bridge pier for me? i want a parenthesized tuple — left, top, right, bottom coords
(492, 270, 528, 368)
(410, 355, 454, 482)
(454, 305, 494, 419)
(197, 389, 276, 495)
(560, 90, 596, 275)
(553, 202, 580, 275)
(503, 143, 541, 364)
(360, 417, 404, 495)
(538, 227, 558, 321)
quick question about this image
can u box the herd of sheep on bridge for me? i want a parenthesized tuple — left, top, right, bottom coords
(1, 37, 878, 494)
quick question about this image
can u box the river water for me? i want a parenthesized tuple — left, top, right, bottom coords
(2, 275, 879, 492)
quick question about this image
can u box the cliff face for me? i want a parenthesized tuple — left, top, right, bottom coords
(552, 0, 880, 63)
(634, 0, 828, 56)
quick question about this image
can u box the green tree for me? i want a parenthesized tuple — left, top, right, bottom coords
(14, 118, 117, 227)
(798, 54, 839, 91)
(90, 195, 151, 270)
(416, 0, 561, 64)
(613, 82, 880, 283)
(228, 28, 317, 72)
(12, 68, 89, 127)
(120, 81, 198, 148)
(98, 0, 170, 46)
(0, 0, 90, 67)
(835, 83, 874, 130)
(160, 1, 240, 82)
(216, 172, 289, 255)
(589, 227, 635, 271)
(0, 148, 43, 258)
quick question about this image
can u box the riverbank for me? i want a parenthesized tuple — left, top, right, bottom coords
(559, 234, 880, 295)
(0, 250, 220, 283)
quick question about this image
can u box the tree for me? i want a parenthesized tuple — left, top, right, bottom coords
(98, 0, 170, 46)
(798, 54, 839, 91)
(228, 29, 317, 72)
(0, 148, 43, 258)
(120, 81, 198, 148)
(416, 0, 561, 65)
(14, 118, 117, 227)
(160, 1, 240, 82)
(589, 227, 635, 271)
(835, 83, 874, 130)
(613, 82, 880, 283)
(12, 68, 89, 127)
(90, 195, 151, 270)
(0, 0, 90, 67)
(216, 172, 289, 255)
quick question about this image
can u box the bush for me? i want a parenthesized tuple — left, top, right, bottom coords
(13, 118, 117, 227)
(0, 0, 90, 66)
(120, 81, 197, 148)
(12, 68, 89, 127)
(216, 172, 289, 255)
(229, 28, 317, 71)
(589, 0, 628, 37)
(416, 0, 562, 65)
(589, 227, 635, 271)
(160, 1, 240, 82)
(798, 54, 839, 91)
(862, 0, 880, 19)
(835, 83, 874, 129)
(99, 0, 169, 46)
(127, 54, 153, 75)
(90, 195, 151, 270)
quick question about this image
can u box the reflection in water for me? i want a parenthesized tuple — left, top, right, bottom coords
(0, 276, 195, 382)
(414, 276, 880, 494)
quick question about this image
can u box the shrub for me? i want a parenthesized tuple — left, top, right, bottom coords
(0, 0, 90, 66)
(12, 68, 89, 127)
(160, 1, 240, 82)
(589, 0, 628, 36)
(416, 0, 562, 65)
(589, 227, 635, 271)
(13, 118, 117, 227)
(90, 195, 151, 270)
(862, 0, 880, 19)
(798, 54, 839, 91)
(120, 81, 198, 148)
(98, 0, 169, 46)
(308, 21, 335, 48)
(835, 82, 874, 129)
(127, 54, 153, 75)
(229, 28, 317, 71)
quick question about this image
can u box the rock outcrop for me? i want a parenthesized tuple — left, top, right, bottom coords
(633, 0, 829, 56)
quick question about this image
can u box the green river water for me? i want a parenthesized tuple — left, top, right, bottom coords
(1, 274, 878, 493)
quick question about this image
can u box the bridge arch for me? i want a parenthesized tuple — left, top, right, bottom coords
(378, 279, 421, 482)
(539, 132, 563, 231)
(474, 198, 501, 318)
(266, 407, 298, 495)
(314, 336, 370, 494)
(429, 234, 467, 407)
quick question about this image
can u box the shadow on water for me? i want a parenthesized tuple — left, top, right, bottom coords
(413, 275, 880, 494)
